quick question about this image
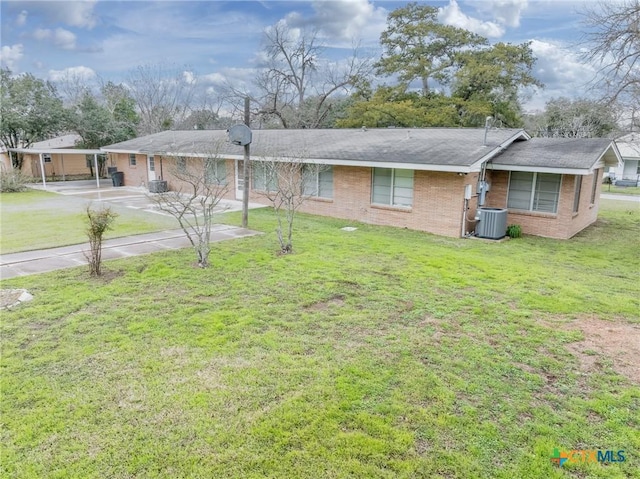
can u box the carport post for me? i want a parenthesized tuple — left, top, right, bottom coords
(60, 154, 66, 181)
(94, 153, 100, 189)
(39, 153, 47, 189)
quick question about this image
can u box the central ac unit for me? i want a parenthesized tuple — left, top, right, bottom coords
(475, 207, 508, 239)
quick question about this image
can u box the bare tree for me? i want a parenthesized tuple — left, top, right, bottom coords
(581, 1, 640, 106)
(525, 97, 620, 138)
(126, 63, 198, 135)
(149, 148, 230, 268)
(254, 22, 373, 128)
(254, 154, 326, 254)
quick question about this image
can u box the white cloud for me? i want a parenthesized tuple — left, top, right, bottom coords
(439, 0, 505, 38)
(522, 39, 597, 111)
(33, 28, 77, 50)
(16, 1, 97, 29)
(48, 66, 97, 82)
(0, 44, 24, 70)
(284, 0, 388, 47)
(482, 0, 528, 28)
(16, 10, 28, 26)
(183, 71, 196, 85)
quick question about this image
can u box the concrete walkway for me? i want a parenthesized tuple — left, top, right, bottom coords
(0, 225, 261, 279)
(601, 193, 640, 203)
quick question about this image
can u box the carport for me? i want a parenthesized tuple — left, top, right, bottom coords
(8, 147, 104, 189)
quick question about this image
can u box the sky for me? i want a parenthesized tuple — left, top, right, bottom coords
(0, 0, 604, 112)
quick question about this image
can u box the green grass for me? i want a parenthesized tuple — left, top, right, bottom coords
(0, 190, 177, 254)
(602, 185, 640, 195)
(1, 200, 639, 478)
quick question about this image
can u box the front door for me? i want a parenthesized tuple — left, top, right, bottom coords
(147, 155, 156, 182)
(235, 160, 244, 200)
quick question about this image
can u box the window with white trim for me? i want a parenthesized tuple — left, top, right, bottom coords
(302, 165, 333, 198)
(590, 169, 599, 204)
(129, 153, 137, 166)
(252, 161, 277, 191)
(371, 168, 414, 207)
(507, 171, 561, 213)
(148, 155, 155, 172)
(205, 158, 227, 185)
(573, 176, 582, 213)
(43, 153, 52, 163)
(176, 157, 186, 173)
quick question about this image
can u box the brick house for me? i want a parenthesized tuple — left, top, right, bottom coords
(101, 128, 621, 239)
(5, 134, 104, 183)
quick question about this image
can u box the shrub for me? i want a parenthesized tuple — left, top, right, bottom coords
(506, 224, 522, 239)
(0, 168, 29, 192)
(84, 205, 118, 276)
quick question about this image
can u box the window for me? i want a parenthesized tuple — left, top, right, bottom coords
(176, 157, 186, 173)
(372, 168, 414, 207)
(205, 158, 227, 185)
(252, 162, 277, 191)
(507, 171, 561, 214)
(129, 153, 137, 166)
(148, 155, 155, 172)
(302, 165, 333, 198)
(573, 176, 582, 213)
(43, 154, 52, 163)
(590, 169, 599, 204)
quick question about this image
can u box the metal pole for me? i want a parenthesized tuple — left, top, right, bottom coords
(39, 153, 47, 189)
(242, 96, 250, 228)
(94, 153, 100, 189)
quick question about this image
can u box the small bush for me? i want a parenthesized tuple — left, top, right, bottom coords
(84, 205, 118, 276)
(0, 169, 29, 192)
(506, 224, 522, 239)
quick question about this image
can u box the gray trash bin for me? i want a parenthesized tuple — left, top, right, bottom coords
(111, 171, 124, 187)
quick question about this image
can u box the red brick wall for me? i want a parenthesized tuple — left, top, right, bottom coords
(246, 166, 470, 237)
(111, 153, 149, 187)
(485, 169, 601, 239)
(111, 154, 608, 239)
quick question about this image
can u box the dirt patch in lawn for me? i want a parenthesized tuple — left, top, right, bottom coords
(558, 316, 640, 384)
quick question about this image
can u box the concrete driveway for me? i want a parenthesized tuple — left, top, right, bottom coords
(0, 180, 266, 279)
(29, 179, 266, 216)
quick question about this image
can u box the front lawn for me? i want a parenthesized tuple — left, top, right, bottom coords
(0, 190, 177, 254)
(1, 201, 638, 478)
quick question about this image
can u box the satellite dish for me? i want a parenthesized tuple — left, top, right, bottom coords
(228, 124, 252, 146)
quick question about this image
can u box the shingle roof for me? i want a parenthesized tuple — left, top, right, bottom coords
(101, 128, 527, 170)
(490, 138, 619, 171)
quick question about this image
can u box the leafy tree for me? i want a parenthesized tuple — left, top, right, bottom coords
(376, 2, 486, 95)
(452, 42, 542, 127)
(0, 69, 68, 169)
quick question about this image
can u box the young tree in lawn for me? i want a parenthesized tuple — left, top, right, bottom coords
(84, 205, 118, 277)
(149, 147, 230, 268)
(254, 154, 325, 254)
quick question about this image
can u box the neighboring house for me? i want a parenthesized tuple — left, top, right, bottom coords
(6, 134, 103, 181)
(101, 128, 621, 239)
(612, 133, 640, 186)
